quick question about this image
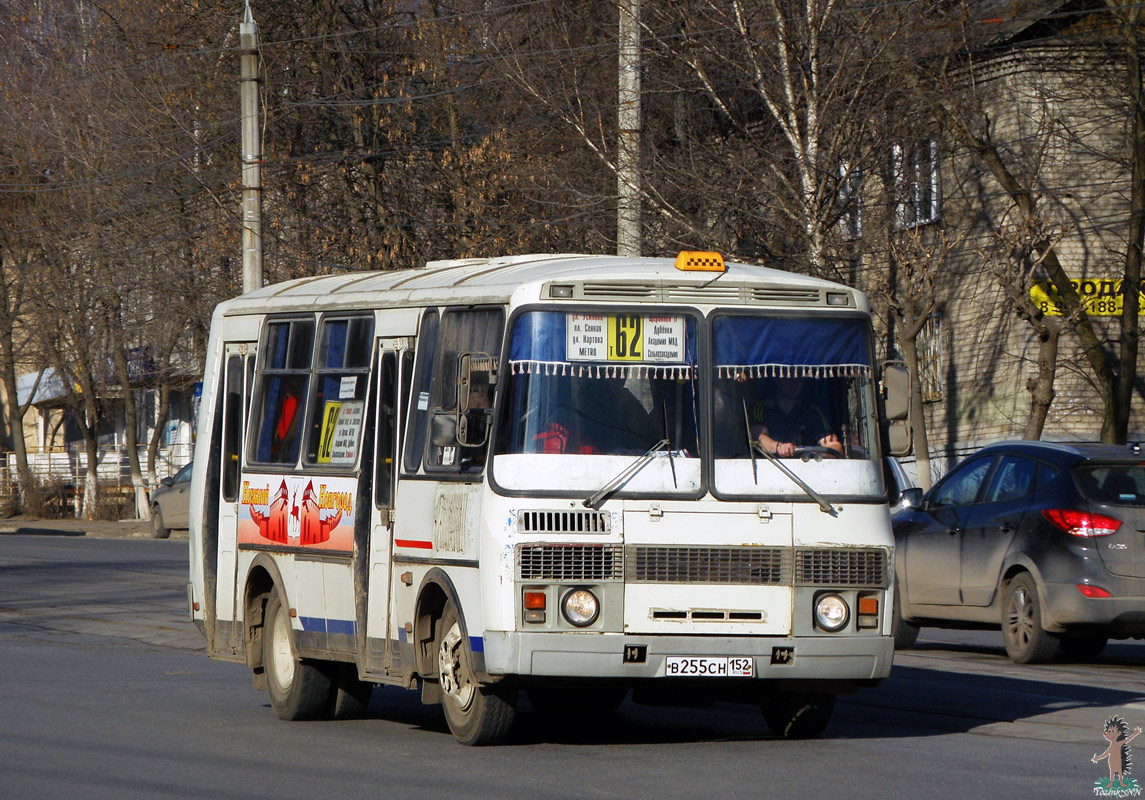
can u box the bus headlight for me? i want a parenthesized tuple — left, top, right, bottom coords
(814, 593, 849, 632)
(561, 588, 600, 627)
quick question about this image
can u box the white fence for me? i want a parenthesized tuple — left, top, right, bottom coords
(1, 444, 193, 516)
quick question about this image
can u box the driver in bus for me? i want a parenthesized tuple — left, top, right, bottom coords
(747, 377, 843, 457)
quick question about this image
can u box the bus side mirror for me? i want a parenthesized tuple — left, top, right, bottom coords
(457, 353, 498, 448)
(882, 361, 913, 457)
(458, 353, 498, 412)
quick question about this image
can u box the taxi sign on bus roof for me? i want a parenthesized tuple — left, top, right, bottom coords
(674, 251, 725, 273)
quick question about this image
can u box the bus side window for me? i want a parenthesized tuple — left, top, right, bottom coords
(425, 307, 504, 475)
(251, 318, 315, 466)
(403, 310, 439, 474)
(305, 315, 374, 466)
(376, 350, 398, 508)
(221, 355, 244, 501)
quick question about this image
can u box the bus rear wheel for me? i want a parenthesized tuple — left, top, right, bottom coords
(435, 602, 515, 745)
(761, 690, 835, 739)
(263, 592, 333, 720)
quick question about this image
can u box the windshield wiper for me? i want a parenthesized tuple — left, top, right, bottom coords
(661, 403, 677, 489)
(741, 398, 836, 515)
(583, 437, 670, 510)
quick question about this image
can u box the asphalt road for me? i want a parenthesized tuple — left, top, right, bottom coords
(1, 532, 1142, 799)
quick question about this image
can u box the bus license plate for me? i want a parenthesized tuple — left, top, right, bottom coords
(664, 656, 754, 677)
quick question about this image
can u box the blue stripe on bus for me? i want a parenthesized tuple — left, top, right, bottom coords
(469, 636, 484, 653)
(327, 618, 356, 636)
(298, 617, 357, 636)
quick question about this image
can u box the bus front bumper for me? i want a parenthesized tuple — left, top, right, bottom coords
(480, 631, 893, 683)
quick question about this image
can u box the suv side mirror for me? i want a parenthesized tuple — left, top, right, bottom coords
(900, 487, 924, 510)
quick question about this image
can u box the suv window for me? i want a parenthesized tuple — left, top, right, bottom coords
(983, 456, 1035, 504)
(1073, 463, 1145, 506)
(931, 457, 991, 507)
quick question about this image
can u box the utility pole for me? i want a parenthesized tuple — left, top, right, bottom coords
(239, 1, 264, 292)
(617, 0, 641, 257)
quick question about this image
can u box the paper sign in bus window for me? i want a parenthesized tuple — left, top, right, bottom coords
(339, 375, 357, 399)
(328, 400, 364, 465)
(318, 402, 342, 463)
(567, 313, 684, 363)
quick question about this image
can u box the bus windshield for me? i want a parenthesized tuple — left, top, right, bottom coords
(710, 313, 883, 498)
(492, 308, 884, 500)
(493, 310, 701, 495)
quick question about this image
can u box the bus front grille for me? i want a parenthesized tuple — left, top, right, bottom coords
(626, 546, 790, 585)
(517, 544, 623, 582)
(518, 509, 611, 535)
(794, 548, 887, 588)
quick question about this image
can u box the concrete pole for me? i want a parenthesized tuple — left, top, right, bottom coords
(239, 2, 264, 292)
(617, 0, 641, 257)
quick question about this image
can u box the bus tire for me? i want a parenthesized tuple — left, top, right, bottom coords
(435, 601, 515, 745)
(150, 506, 170, 539)
(329, 662, 373, 719)
(761, 690, 835, 739)
(263, 592, 333, 720)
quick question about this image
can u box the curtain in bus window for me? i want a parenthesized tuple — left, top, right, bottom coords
(712, 316, 871, 378)
(710, 315, 876, 461)
(434, 309, 504, 412)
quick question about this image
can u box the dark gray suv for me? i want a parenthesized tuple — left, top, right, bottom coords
(892, 441, 1145, 663)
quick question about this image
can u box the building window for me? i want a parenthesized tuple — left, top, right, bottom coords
(893, 140, 941, 228)
(919, 313, 944, 402)
(838, 162, 862, 241)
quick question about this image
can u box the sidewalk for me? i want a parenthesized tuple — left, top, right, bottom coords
(0, 515, 182, 539)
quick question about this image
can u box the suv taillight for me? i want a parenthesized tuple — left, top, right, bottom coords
(1042, 509, 1121, 537)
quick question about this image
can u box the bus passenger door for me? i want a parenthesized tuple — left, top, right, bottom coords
(216, 343, 255, 653)
(359, 337, 412, 678)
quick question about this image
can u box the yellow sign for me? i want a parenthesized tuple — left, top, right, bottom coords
(317, 401, 342, 463)
(674, 250, 725, 272)
(1030, 279, 1145, 316)
(607, 314, 644, 361)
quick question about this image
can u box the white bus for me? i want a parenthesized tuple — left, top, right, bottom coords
(187, 251, 911, 745)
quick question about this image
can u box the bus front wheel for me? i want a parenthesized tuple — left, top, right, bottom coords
(435, 602, 515, 745)
(263, 592, 333, 720)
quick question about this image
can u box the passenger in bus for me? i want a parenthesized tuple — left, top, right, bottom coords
(748, 377, 842, 457)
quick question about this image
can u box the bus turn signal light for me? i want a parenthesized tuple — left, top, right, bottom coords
(674, 251, 725, 273)
(857, 595, 879, 629)
(524, 590, 547, 623)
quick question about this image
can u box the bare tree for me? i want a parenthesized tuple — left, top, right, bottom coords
(926, 1, 1145, 444)
(881, 227, 966, 489)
